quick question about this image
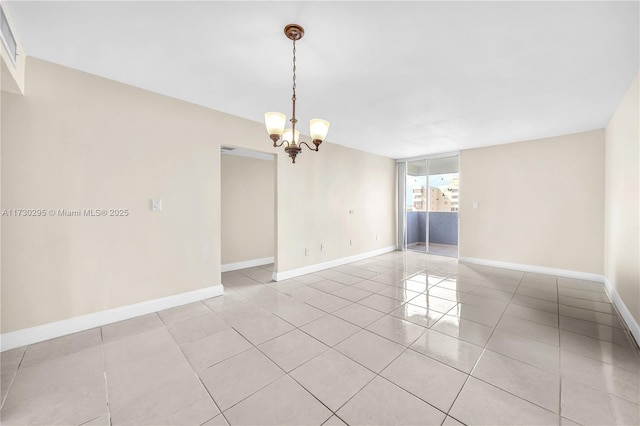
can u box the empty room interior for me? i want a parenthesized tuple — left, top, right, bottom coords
(0, 1, 639, 426)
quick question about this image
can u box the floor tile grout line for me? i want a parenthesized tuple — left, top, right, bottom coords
(478, 270, 527, 350)
(559, 350, 640, 403)
(205, 326, 290, 418)
(102, 371, 112, 426)
(8, 253, 632, 426)
(469, 374, 562, 417)
(558, 376, 564, 421)
(78, 413, 108, 426)
(444, 269, 531, 419)
(558, 291, 614, 303)
(297, 315, 358, 345)
(375, 335, 451, 414)
(237, 267, 452, 422)
(558, 330, 640, 367)
(556, 276, 633, 378)
(473, 328, 562, 375)
(98, 327, 113, 426)
(328, 340, 450, 422)
(427, 292, 503, 333)
(475, 272, 635, 418)
(558, 299, 619, 315)
(599, 293, 640, 352)
(149, 303, 243, 425)
(0, 346, 26, 411)
(284, 367, 348, 422)
(559, 374, 640, 406)
(558, 311, 628, 331)
(195, 374, 231, 425)
(213, 292, 419, 423)
(305, 287, 453, 417)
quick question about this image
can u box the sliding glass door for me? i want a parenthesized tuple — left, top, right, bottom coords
(406, 160, 428, 252)
(427, 156, 459, 257)
(401, 155, 459, 257)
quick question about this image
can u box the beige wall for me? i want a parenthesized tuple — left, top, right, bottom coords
(276, 138, 396, 272)
(1, 57, 397, 333)
(2, 58, 222, 332)
(221, 154, 274, 265)
(605, 73, 639, 327)
(459, 130, 605, 274)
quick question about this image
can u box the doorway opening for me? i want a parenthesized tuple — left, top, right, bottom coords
(220, 146, 276, 282)
(403, 155, 459, 257)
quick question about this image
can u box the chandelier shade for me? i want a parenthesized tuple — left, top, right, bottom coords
(281, 129, 300, 145)
(309, 119, 330, 143)
(265, 112, 286, 138)
(265, 24, 329, 164)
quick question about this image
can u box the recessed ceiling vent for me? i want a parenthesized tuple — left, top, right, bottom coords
(220, 146, 235, 152)
(0, 5, 17, 64)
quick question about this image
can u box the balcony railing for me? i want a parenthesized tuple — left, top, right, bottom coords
(407, 211, 458, 246)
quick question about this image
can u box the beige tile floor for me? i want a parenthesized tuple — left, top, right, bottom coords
(1, 251, 639, 425)
(407, 243, 458, 258)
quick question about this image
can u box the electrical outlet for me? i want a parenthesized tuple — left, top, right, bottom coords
(305, 248, 310, 256)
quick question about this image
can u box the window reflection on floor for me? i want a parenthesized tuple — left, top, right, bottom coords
(407, 242, 458, 257)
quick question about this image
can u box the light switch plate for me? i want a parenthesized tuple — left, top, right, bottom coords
(151, 199, 162, 211)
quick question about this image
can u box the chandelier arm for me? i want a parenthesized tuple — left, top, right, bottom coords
(273, 139, 289, 148)
(298, 141, 318, 152)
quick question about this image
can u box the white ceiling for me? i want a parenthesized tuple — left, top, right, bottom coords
(5, 1, 639, 159)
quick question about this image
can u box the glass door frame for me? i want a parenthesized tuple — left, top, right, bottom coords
(397, 151, 459, 255)
(406, 158, 429, 253)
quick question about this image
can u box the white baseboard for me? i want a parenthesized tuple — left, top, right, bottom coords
(603, 277, 640, 346)
(221, 257, 274, 272)
(458, 257, 605, 282)
(459, 256, 639, 346)
(0, 284, 224, 352)
(273, 246, 397, 281)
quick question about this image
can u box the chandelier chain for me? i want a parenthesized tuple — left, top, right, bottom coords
(292, 38, 297, 100)
(290, 37, 297, 143)
(266, 23, 328, 163)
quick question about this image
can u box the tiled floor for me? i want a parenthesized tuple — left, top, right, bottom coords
(1, 251, 639, 425)
(407, 243, 458, 258)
